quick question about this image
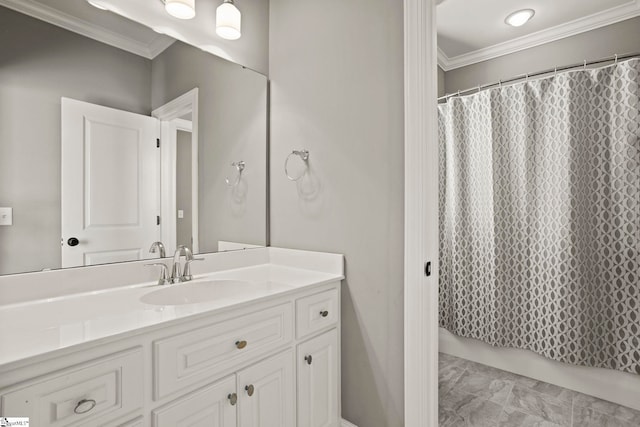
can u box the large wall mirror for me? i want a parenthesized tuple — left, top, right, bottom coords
(0, 0, 268, 276)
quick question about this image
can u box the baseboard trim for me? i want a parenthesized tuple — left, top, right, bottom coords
(342, 418, 358, 427)
(439, 328, 640, 411)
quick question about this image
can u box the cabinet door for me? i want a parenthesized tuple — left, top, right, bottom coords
(152, 375, 237, 427)
(237, 350, 295, 427)
(297, 329, 339, 427)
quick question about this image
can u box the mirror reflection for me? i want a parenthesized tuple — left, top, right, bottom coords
(0, 2, 268, 276)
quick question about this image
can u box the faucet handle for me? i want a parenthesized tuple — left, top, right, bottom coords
(182, 258, 204, 281)
(145, 263, 170, 286)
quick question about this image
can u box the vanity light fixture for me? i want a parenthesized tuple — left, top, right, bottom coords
(216, 0, 242, 40)
(505, 9, 535, 27)
(163, 0, 196, 20)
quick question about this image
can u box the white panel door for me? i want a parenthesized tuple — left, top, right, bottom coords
(152, 375, 237, 427)
(297, 329, 339, 427)
(61, 98, 160, 268)
(237, 350, 295, 427)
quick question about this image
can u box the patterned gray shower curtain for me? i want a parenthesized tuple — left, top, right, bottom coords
(438, 59, 640, 375)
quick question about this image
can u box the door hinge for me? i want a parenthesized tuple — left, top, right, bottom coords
(156, 215, 161, 225)
(156, 138, 160, 148)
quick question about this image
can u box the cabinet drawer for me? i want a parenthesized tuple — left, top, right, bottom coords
(154, 303, 293, 399)
(0, 348, 143, 427)
(152, 376, 236, 427)
(296, 289, 339, 339)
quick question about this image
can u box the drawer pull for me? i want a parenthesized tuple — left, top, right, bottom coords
(73, 398, 97, 414)
(228, 393, 238, 405)
(304, 355, 313, 365)
(235, 340, 247, 349)
(245, 384, 255, 396)
(320, 310, 329, 317)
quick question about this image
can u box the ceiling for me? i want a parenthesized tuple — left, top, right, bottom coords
(437, 0, 640, 70)
(0, 0, 175, 59)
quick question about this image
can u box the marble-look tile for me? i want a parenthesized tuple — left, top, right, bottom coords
(497, 407, 564, 427)
(440, 389, 504, 427)
(465, 360, 521, 382)
(572, 393, 640, 425)
(440, 352, 469, 369)
(439, 364, 466, 398)
(506, 385, 571, 426)
(452, 369, 514, 405)
(572, 405, 638, 427)
(440, 404, 466, 427)
(514, 379, 576, 406)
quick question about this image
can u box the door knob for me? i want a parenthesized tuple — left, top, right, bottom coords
(245, 384, 255, 396)
(67, 237, 80, 247)
(228, 393, 238, 405)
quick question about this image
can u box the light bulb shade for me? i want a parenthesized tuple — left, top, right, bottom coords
(505, 9, 535, 27)
(216, 1, 241, 40)
(165, 0, 196, 20)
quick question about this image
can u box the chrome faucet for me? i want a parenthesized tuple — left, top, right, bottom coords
(149, 241, 166, 258)
(170, 245, 203, 283)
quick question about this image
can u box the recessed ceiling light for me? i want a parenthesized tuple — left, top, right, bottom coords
(163, 0, 196, 20)
(505, 9, 535, 27)
(87, 0, 109, 10)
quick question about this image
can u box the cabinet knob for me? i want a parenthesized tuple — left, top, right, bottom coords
(245, 384, 255, 396)
(67, 237, 80, 247)
(73, 398, 97, 414)
(235, 340, 247, 349)
(304, 355, 313, 365)
(228, 393, 238, 406)
(320, 310, 329, 317)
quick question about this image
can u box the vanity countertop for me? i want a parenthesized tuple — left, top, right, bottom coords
(0, 256, 344, 367)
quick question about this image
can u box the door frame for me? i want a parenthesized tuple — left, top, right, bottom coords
(152, 88, 199, 256)
(403, 0, 439, 426)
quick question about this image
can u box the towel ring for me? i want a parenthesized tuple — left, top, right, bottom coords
(285, 149, 309, 181)
(225, 161, 245, 187)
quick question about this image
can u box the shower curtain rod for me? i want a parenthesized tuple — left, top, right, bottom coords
(437, 51, 640, 102)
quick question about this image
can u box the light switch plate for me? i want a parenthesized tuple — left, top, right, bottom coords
(177, 209, 184, 219)
(0, 207, 13, 226)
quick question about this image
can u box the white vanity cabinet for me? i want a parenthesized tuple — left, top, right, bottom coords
(151, 376, 237, 427)
(0, 281, 341, 427)
(297, 329, 340, 427)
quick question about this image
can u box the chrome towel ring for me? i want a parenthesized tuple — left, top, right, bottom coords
(285, 149, 309, 181)
(225, 161, 245, 187)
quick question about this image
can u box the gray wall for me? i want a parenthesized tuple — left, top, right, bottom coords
(0, 6, 151, 275)
(437, 66, 446, 97)
(176, 129, 193, 248)
(443, 16, 640, 94)
(269, 1, 404, 426)
(151, 41, 268, 253)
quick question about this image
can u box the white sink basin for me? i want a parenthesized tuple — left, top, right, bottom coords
(140, 280, 257, 305)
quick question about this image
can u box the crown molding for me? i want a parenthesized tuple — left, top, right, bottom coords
(0, 0, 173, 59)
(438, 0, 640, 71)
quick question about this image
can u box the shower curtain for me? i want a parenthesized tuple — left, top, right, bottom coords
(438, 59, 640, 375)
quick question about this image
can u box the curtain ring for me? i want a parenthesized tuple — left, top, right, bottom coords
(525, 73, 529, 81)
(554, 66, 558, 76)
(614, 54, 618, 65)
(499, 80, 502, 88)
(583, 60, 587, 69)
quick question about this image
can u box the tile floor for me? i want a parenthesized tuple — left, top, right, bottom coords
(439, 353, 640, 427)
